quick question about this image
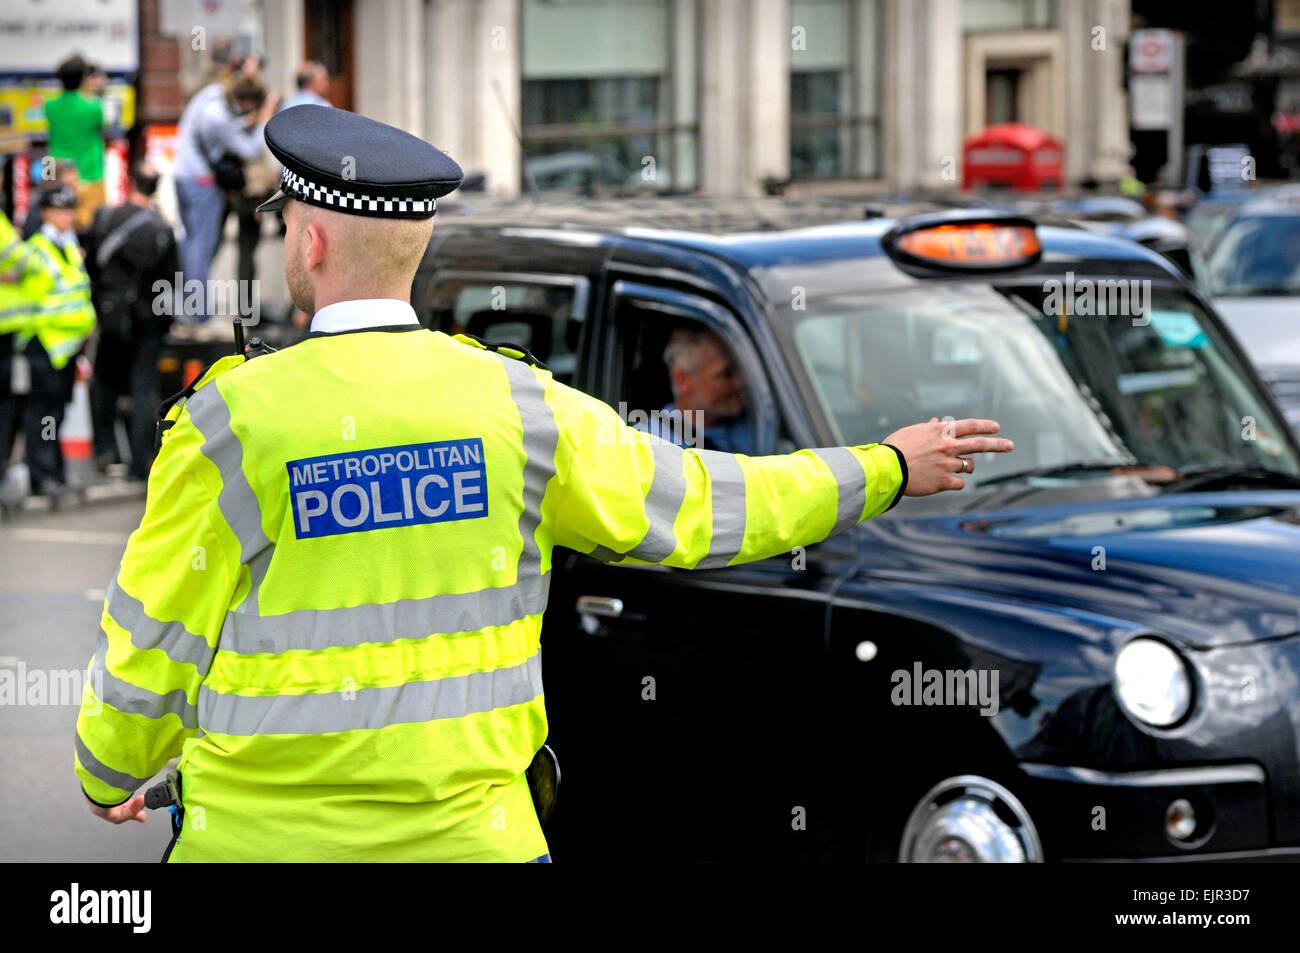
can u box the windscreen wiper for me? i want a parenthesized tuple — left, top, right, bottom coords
(976, 459, 1143, 488)
(1163, 463, 1300, 494)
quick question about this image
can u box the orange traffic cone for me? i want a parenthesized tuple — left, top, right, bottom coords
(61, 355, 93, 461)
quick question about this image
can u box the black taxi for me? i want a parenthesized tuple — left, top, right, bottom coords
(415, 197, 1300, 863)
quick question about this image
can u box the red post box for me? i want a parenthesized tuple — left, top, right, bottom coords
(962, 123, 1064, 191)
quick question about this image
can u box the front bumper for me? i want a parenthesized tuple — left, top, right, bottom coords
(1018, 762, 1284, 861)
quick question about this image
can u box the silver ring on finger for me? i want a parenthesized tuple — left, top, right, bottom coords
(960, 457, 972, 474)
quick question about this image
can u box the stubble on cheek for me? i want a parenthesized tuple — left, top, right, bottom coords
(284, 218, 314, 315)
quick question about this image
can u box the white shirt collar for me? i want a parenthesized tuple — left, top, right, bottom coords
(310, 299, 419, 334)
(41, 222, 76, 248)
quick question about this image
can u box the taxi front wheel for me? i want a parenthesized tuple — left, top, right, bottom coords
(897, 774, 1044, 863)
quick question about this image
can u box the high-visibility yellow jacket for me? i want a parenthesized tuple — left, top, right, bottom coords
(0, 213, 46, 336)
(16, 231, 96, 367)
(74, 326, 904, 862)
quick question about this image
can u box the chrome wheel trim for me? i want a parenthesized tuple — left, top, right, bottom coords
(898, 774, 1043, 863)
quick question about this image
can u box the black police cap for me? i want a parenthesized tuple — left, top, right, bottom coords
(256, 105, 463, 220)
(38, 184, 78, 210)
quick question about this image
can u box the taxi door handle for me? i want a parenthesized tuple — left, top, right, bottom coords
(576, 596, 624, 619)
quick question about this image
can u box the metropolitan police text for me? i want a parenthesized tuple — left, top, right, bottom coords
(288, 438, 488, 539)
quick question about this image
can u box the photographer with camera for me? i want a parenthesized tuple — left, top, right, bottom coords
(173, 74, 278, 322)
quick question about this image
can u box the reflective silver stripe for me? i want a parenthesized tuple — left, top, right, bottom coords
(90, 634, 198, 728)
(28, 240, 63, 277)
(811, 447, 867, 535)
(198, 652, 545, 736)
(46, 336, 87, 361)
(75, 732, 152, 793)
(695, 449, 748, 569)
(25, 298, 85, 317)
(627, 436, 686, 562)
(185, 383, 271, 566)
(13, 245, 32, 268)
(222, 570, 550, 654)
(28, 240, 85, 295)
(499, 357, 560, 578)
(0, 236, 26, 264)
(585, 436, 686, 564)
(243, 547, 272, 617)
(104, 574, 217, 674)
(43, 300, 87, 314)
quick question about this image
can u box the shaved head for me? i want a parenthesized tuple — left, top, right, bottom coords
(283, 198, 434, 315)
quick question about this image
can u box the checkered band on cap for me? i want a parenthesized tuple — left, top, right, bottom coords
(280, 168, 437, 215)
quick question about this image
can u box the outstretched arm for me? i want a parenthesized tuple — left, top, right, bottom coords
(547, 375, 1013, 568)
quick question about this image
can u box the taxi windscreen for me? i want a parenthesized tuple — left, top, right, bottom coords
(779, 282, 1300, 488)
(1207, 214, 1300, 296)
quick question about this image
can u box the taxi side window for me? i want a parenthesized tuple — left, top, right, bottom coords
(607, 297, 772, 456)
(421, 276, 588, 385)
(618, 305, 680, 417)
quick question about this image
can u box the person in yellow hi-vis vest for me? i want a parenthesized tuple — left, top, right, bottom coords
(0, 209, 45, 482)
(74, 106, 1015, 862)
(16, 185, 96, 494)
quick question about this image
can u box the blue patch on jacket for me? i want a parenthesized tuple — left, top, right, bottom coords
(287, 438, 488, 538)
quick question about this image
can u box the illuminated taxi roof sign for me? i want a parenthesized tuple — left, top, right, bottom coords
(884, 212, 1042, 271)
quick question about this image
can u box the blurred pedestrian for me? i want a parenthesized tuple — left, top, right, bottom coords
(16, 186, 96, 495)
(84, 162, 178, 480)
(224, 156, 279, 287)
(23, 159, 80, 240)
(221, 53, 278, 286)
(281, 62, 332, 111)
(44, 55, 108, 234)
(270, 62, 335, 263)
(198, 36, 234, 88)
(232, 52, 264, 78)
(173, 75, 278, 321)
(0, 209, 45, 491)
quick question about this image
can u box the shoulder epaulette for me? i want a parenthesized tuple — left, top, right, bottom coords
(154, 354, 246, 452)
(452, 332, 550, 372)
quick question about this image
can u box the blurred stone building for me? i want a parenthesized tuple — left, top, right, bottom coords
(143, 0, 1132, 196)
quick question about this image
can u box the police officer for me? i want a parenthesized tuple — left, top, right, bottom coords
(0, 210, 41, 485)
(19, 185, 95, 495)
(75, 105, 1014, 861)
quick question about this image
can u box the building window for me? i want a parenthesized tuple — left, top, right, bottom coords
(789, 0, 881, 180)
(962, 0, 1055, 32)
(522, 0, 698, 194)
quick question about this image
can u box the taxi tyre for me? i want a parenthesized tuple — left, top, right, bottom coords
(859, 727, 1028, 863)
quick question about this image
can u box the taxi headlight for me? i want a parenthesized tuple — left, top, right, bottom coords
(1114, 638, 1193, 727)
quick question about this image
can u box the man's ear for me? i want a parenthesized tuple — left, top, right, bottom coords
(305, 219, 327, 272)
(670, 366, 691, 396)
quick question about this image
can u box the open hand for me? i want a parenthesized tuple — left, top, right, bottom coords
(884, 417, 1014, 496)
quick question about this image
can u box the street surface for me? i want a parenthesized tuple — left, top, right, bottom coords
(1, 218, 288, 862)
(0, 497, 173, 862)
